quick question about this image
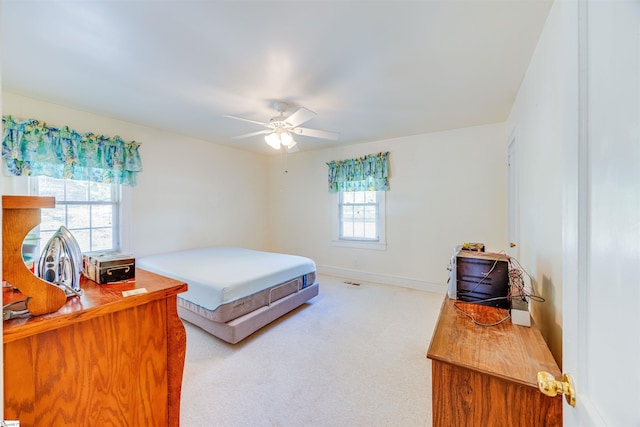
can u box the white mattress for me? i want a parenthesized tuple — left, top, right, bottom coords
(137, 247, 316, 311)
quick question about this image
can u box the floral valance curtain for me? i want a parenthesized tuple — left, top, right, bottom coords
(2, 115, 142, 186)
(327, 151, 389, 193)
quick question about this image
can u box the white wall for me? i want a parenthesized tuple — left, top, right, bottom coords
(2, 93, 509, 295)
(505, 1, 572, 364)
(2, 92, 270, 257)
(268, 123, 508, 292)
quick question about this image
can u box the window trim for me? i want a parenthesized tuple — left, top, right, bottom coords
(332, 191, 386, 251)
(119, 185, 133, 254)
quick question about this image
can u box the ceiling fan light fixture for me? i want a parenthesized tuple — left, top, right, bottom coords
(265, 132, 281, 149)
(280, 131, 293, 147)
(265, 130, 294, 149)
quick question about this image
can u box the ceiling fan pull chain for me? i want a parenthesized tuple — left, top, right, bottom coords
(283, 149, 289, 174)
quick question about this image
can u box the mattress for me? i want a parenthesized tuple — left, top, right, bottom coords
(138, 247, 319, 343)
(137, 247, 317, 312)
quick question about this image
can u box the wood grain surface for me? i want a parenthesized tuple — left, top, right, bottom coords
(2, 195, 55, 209)
(3, 195, 67, 315)
(427, 297, 562, 427)
(427, 297, 561, 386)
(4, 268, 188, 426)
(3, 269, 187, 343)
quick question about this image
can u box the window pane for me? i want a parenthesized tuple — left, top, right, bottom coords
(341, 221, 353, 238)
(353, 207, 364, 219)
(41, 206, 67, 232)
(90, 181, 113, 202)
(353, 191, 365, 204)
(364, 222, 378, 239)
(365, 191, 376, 203)
(66, 180, 89, 201)
(342, 192, 354, 204)
(72, 229, 91, 253)
(342, 205, 354, 220)
(92, 205, 113, 227)
(67, 205, 91, 229)
(364, 206, 377, 219)
(92, 228, 113, 252)
(353, 222, 365, 238)
(38, 176, 65, 199)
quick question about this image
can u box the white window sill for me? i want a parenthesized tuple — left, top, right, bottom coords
(332, 239, 387, 251)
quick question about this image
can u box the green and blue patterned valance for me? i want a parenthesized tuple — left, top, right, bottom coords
(327, 151, 389, 193)
(2, 115, 142, 186)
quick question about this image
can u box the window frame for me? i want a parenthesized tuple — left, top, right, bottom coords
(332, 190, 386, 251)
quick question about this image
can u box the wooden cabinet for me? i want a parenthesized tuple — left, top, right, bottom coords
(3, 269, 188, 426)
(427, 297, 562, 427)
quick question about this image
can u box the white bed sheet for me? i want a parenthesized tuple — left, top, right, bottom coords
(137, 247, 316, 311)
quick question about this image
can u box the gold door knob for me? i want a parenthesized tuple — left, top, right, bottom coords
(510, 242, 517, 248)
(537, 371, 576, 407)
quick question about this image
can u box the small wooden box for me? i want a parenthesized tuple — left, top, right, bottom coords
(83, 253, 135, 284)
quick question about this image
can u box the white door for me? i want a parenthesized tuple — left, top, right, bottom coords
(563, 0, 640, 425)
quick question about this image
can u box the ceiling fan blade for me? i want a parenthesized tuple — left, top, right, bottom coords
(233, 130, 271, 139)
(292, 127, 340, 140)
(284, 107, 316, 128)
(223, 115, 267, 126)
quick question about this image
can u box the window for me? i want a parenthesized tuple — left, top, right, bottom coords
(31, 176, 122, 253)
(334, 190, 386, 250)
(340, 191, 378, 240)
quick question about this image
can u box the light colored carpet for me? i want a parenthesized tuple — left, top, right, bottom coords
(180, 274, 444, 427)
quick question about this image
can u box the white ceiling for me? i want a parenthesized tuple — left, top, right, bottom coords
(2, 0, 552, 154)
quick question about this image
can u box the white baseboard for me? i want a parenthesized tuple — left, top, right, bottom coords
(317, 265, 447, 294)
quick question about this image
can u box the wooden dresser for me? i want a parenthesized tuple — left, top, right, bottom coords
(3, 268, 188, 426)
(427, 297, 562, 427)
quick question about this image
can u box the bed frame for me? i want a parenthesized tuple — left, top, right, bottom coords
(178, 281, 319, 344)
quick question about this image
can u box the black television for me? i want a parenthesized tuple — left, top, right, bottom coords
(449, 250, 510, 309)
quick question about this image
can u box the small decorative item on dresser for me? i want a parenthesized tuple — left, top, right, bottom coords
(461, 242, 485, 252)
(83, 252, 136, 284)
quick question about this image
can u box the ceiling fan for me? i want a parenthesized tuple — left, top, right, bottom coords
(224, 101, 339, 152)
